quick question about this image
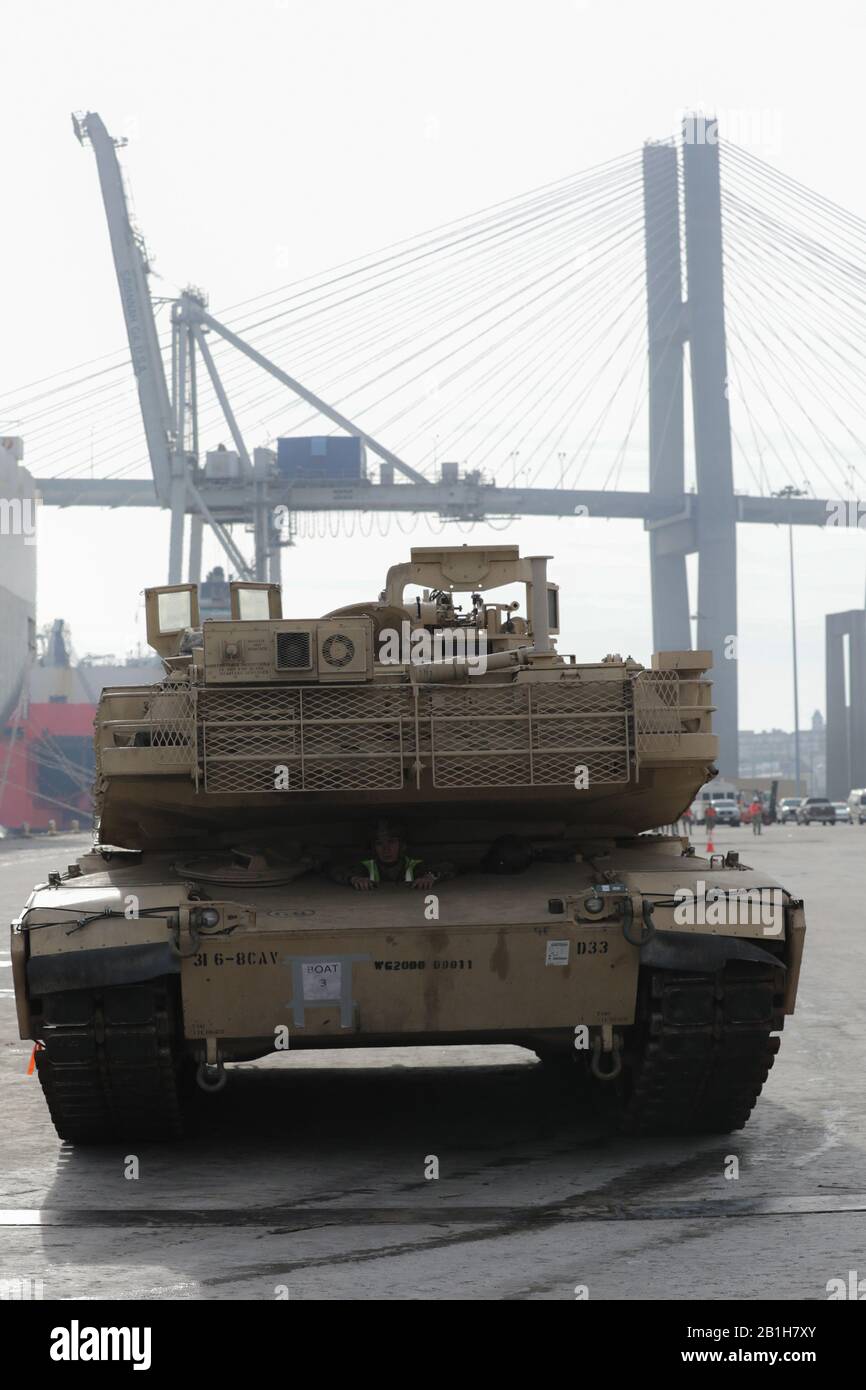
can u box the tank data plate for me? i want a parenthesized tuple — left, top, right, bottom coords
(179, 921, 639, 1038)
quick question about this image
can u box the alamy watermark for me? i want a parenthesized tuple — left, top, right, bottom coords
(826, 499, 866, 529)
(826, 1269, 866, 1299)
(378, 620, 488, 674)
(673, 880, 784, 935)
(678, 106, 783, 156)
(50, 1322, 151, 1370)
(0, 497, 38, 545)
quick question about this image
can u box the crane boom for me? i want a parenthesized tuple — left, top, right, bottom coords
(73, 112, 173, 503)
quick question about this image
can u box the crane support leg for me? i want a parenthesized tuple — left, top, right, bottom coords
(191, 323, 254, 478)
(188, 513, 203, 584)
(253, 493, 269, 582)
(168, 474, 186, 585)
(267, 509, 283, 587)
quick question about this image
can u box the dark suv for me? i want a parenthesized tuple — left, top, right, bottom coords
(796, 797, 835, 826)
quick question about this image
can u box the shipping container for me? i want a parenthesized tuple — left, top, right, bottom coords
(275, 435, 366, 482)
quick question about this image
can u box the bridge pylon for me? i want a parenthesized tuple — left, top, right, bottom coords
(643, 117, 739, 775)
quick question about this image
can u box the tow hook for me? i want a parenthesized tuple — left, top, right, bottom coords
(196, 1063, 226, 1093)
(196, 1037, 227, 1093)
(622, 896, 655, 946)
(590, 1028, 623, 1082)
(169, 907, 200, 960)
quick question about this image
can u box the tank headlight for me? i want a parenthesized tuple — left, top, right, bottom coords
(584, 894, 604, 915)
(192, 907, 220, 928)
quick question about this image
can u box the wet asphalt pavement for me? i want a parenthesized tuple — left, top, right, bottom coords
(0, 826, 863, 1300)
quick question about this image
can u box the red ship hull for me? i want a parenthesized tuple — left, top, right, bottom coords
(0, 698, 95, 832)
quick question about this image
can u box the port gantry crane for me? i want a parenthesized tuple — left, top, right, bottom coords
(73, 110, 425, 586)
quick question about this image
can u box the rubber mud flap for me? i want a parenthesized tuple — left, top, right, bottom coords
(28, 942, 180, 995)
(640, 930, 785, 975)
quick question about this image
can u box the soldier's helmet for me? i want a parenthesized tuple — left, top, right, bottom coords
(372, 818, 405, 846)
(481, 835, 533, 875)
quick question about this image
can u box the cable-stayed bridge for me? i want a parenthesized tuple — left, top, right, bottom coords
(2, 114, 865, 784)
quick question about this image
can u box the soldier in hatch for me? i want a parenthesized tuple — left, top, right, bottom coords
(329, 820, 453, 891)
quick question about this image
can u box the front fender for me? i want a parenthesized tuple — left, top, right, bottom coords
(27, 942, 180, 997)
(640, 929, 785, 974)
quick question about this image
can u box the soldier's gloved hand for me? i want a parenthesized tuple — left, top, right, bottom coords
(350, 876, 375, 891)
(411, 873, 437, 890)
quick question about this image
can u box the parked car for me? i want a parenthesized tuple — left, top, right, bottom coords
(796, 797, 836, 825)
(847, 789, 866, 826)
(779, 798, 801, 825)
(832, 802, 851, 823)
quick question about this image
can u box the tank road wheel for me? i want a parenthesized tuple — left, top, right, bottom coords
(35, 979, 186, 1144)
(609, 963, 785, 1137)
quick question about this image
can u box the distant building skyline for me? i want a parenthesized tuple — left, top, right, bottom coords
(740, 710, 826, 795)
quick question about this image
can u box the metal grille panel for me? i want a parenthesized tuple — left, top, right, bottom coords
(275, 631, 311, 670)
(632, 671, 684, 753)
(533, 748, 630, 785)
(426, 683, 631, 789)
(200, 684, 409, 793)
(430, 754, 534, 789)
(531, 680, 629, 713)
(197, 677, 650, 794)
(98, 682, 197, 774)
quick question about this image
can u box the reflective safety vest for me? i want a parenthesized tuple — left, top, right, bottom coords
(361, 856, 422, 884)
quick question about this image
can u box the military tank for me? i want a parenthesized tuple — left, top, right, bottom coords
(11, 545, 805, 1142)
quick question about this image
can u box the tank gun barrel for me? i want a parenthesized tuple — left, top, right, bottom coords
(409, 646, 537, 683)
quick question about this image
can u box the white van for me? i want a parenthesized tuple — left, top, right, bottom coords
(690, 780, 741, 826)
(847, 789, 866, 826)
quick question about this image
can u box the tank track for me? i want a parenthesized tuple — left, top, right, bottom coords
(35, 980, 185, 1144)
(617, 962, 785, 1136)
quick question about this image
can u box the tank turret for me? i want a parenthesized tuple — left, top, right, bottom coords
(93, 545, 718, 850)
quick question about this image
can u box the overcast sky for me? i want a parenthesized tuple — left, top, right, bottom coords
(3, 0, 866, 731)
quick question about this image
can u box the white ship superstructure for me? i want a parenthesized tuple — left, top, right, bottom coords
(0, 437, 37, 724)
